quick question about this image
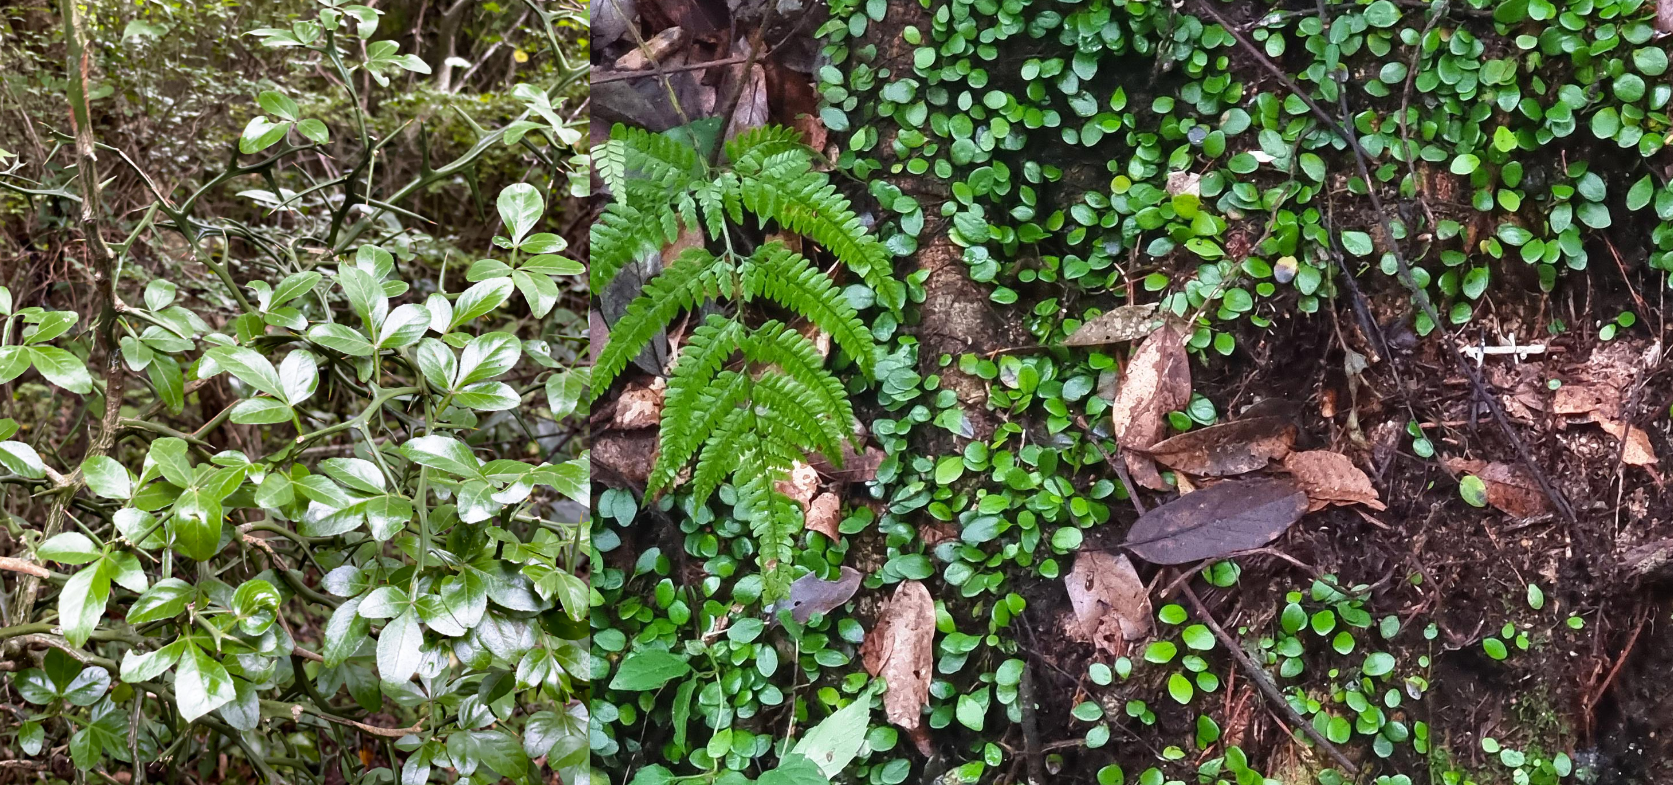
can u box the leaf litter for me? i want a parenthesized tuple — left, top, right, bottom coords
(773, 566, 862, 624)
(860, 580, 936, 738)
(1282, 450, 1387, 512)
(1109, 324, 1191, 490)
(1137, 415, 1296, 477)
(1441, 457, 1550, 518)
(1063, 303, 1165, 347)
(1123, 478, 1310, 564)
(1064, 551, 1152, 656)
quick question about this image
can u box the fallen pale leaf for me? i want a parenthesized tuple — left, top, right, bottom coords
(860, 581, 936, 733)
(1590, 413, 1659, 469)
(1063, 304, 1165, 347)
(1139, 415, 1296, 477)
(1282, 450, 1386, 512)
(1123, 478, 1309, 564)
(1064, 551, 1152, 656)
(1110, 325, 1191, 490)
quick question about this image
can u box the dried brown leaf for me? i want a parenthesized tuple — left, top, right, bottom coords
(1441, 457, 1549, 517)
(1283, 450, 1386, 511)
(1065, 552, 1152, 656)
(805, 492, 842, 541)
(860, 581, 935, 732)
(613, 380, 665, 429)
(1110, 325, 1191, 490)
(613, 27, 689, 70)
(1139, 416, 1296, 477)
(1063, 304, 1165, 347)
(1123, 478, 1309, 565)
(1591, 414, 1659, 469)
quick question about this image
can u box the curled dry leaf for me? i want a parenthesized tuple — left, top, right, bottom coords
(1063, 303, 1165, 347)
(860, 580, 936, 733)
(1064, 551, 1152, 656)
(1138, 415, 1296, 477)
(613, 379, 665, 429)
(1282, 450, 1386, 512)
(805, 492, 842, 541)
(772, 566, 862, 625)
(1591, 415, 1659, 470)
(775, 460, 820, 508)
(811, 442, 886, 484)
(1109, 324, 1191, 490)
(1123, 478, 1309, 564)
(1441, 457, 1549, 518)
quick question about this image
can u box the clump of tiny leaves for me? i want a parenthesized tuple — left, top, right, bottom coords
(0, 0, 589, 783)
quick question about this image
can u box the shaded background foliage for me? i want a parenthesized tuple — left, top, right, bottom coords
(0, 0, 590, 783)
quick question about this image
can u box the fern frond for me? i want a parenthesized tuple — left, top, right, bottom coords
(593, 247, 733, 393)
(595, 138, 628, 196)
(724, 126, 811, 170)
(651, 333, 749, 494)
(590, 200, 675, 294)
(742, 243, 876, 376)
(750, 373, 846, 462)
(691, 404, 750, 503)
(694, 180, 731, 243)
(729, 158, 904, 311)
(733, 433, 799, 601)
(744, 321, 856, 446)
(610, 123, 706, 196)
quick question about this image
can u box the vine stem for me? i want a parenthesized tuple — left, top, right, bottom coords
(11, 0, 129, 625)
(1179, 584, 1360, 777)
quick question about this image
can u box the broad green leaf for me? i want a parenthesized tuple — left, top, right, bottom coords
(25, 310, 77, 344)
(279, 350, 319, 405)
(295, 118, 330, 144)
(377, 610, 425, 684)
(378, 303, 431, 349)
(610, 648, 691, 691)
(792, 682, 879, 777)
(269, 271, 322, 310)
(323, 597, 371, 667)
(364, 495, 414, 541)
(205, 346, 284, 398)
(171, 488, 225, 561)
(320, 457, 385, 494)
(27, 347, 92, 393)
(80, 455, 131, 499)
(401, 435, 481, 478)
(415, 338, 457, 390)
(545, 368, 587, 421)
(148, 437, 193, 487)
(307, 323, 375, 356)
(59, 562, 112, 647)
(257, 90, 300, 122)
(231, 398, 294, 425)
(0, 346, 30, 384)
(239, 116, 291, 154)
(450, 278, 515, 328)
(497, 183, 543, 245)
(38, 532, 100, 564)
(337, 266, 387, 330)
(61, 665, 110, 707)
(128, 578, 194, 623)
(456, 332, 521, 387)
(120, 638, 184, 683)
(519, 254, 584, 275)
(0, 439, 47, 479)
(512, 269, 559, 318)
(175, 641, 236, 721)
(440, 571, 488, 630)
(218, 678, 261, 731)
(454, 382, 519, 411)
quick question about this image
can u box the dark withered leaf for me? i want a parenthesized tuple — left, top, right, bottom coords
(1138, 415, 1296, 477)
(772, 566, 862, 624)
(1124, 478, 1309, 565)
